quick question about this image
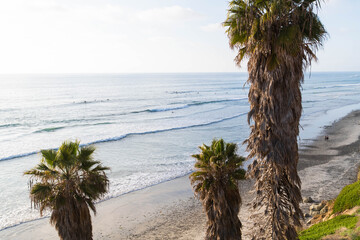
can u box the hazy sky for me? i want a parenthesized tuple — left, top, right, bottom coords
(0, 0, 358, 74)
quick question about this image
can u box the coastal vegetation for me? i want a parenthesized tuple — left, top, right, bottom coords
(24, 141, 109, 240)
(224, 0, 327, 238)
(298, 167, 360, 239)
(333, 181, 360, 214)
(190, 139, 246, 240)
(299, 214, 358, 240)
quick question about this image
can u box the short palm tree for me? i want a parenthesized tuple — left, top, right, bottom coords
(25, 141, 110, 240)
(224, 0, 327, 239)
(190, 139, 246, 240)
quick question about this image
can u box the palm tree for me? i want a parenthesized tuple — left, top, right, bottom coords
(190, 139, 246, 240)
(224, 0, 327, 239)
(24, 141, 110, 240)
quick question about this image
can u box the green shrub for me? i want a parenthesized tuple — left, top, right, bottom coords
(333, 181, 360, 213)
(352, 234, 360, 240)
(298, 215, 358, 240)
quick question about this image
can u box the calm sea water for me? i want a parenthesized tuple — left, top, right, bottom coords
(0, 72, 360, 230)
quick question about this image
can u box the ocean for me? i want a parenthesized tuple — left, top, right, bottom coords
(0, 72, 360, 230)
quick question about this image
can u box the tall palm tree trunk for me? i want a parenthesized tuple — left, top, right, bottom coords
(246, 51, 303, 239)
(224, 1, 327, 238)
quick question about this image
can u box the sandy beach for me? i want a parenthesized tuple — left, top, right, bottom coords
(1, 110, 360, 240)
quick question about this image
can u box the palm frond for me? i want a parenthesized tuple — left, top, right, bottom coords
(41, 149, 57, 168)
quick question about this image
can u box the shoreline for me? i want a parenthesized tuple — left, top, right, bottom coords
(298, 110, 360, 205)
(1, 110, 360, 239)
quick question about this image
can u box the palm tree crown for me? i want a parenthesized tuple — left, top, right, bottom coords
(224, 1, 326, 239)
(25, 141, 110, 240)
(224, 0, 326, 70)
(190, 139, 246, 240)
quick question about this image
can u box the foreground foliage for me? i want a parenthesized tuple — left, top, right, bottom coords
(224, 1, 327, 239)
(25, 141, 109, 240)
(190, 139, 246, 240)
(333, 181, 360, 214)
(298, 215, 358, 240)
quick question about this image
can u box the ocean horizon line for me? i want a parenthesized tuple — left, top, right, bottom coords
(0, 71, 359, 76)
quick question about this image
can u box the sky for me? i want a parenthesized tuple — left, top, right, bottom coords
(0, 0, 358, 74)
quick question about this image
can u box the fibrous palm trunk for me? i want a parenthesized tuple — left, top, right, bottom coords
(51, 199, 93, 240)
(246, 50, 303, 239)
(205, 182, 242, 240)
